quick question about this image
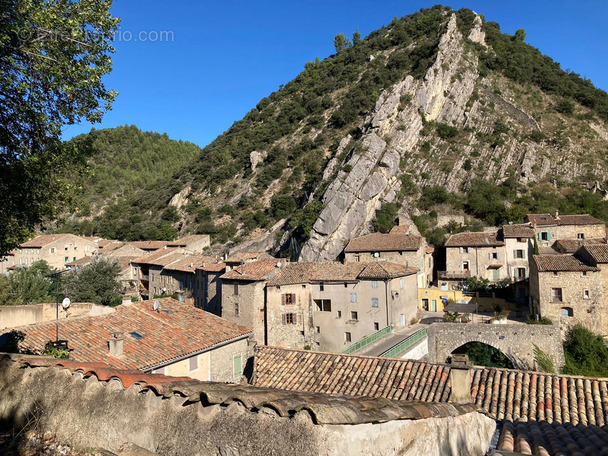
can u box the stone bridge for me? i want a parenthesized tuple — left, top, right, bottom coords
(427, 323, 565, 371)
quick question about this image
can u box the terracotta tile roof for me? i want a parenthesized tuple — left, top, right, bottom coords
(254, 347, 608, 427)
(502, 224, 535, 238)
(131, 248, 179, 266)
(65, 256, 93, 267)
(357, 262, 418, 280)
(553, 238, 606, 254)
(221, 259, 285, 281)
(497, 420, 608, 456)
(9, 298, 252, 371)
(10, 355, 479, 426)
(127, 241, 169, 251)
(526, 213, 605, 226)
(533, 254, 599, 272)
(225, 251, 273, 263)
(579, 244, 608, 264)
(445, 231, 504, 247)
(344, 233, 422, 252)
(97, 240, 125, 252)
(167, 235, 209, 247)
(389, 225, 409, 234)
(20, 234, 90, 248)
(162, 255, 218, 273)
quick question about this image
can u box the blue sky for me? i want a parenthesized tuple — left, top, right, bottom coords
(62, 1, 608, 148)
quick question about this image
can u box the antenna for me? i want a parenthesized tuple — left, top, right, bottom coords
(153, 300, 160, 312)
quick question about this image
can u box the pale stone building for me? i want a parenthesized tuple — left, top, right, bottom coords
(15, 234, 97, 270)
(442, 230, 506, 287)
(344, 226, 433, 287)
(167, 235, 211, 253)
(265, 262, 418, 352)
(526, 213, 606, 249)
(530, 244, 608, 336)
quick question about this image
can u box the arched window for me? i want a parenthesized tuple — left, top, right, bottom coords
(561, 307, 573, 317)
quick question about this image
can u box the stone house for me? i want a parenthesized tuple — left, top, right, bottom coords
(127, 240, 170, 253)
(343, 226, 433, 287)
(14, 234, 98, 270)
(501, 224, 535, 302)
(224, 251, 274, 271)
(220, 259, 286, 345)
(265, 262, 418, 352)
(442, 231, 506, 287)
(0, 251, 15, 274)
(529, 245, 608, 335)
(195, 261, 226, 314)
(7, 298, 252, 382)
(526, 213, 606, 249)
(132, 248, 223, 304)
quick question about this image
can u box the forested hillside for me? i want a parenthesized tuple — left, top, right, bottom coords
(57, 6, 608, 257)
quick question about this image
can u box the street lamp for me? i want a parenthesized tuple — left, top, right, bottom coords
(50, 270, 71, 343)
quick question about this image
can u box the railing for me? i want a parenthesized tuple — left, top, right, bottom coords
(341, 325, 392, 354)
(379, 328, 427, 358)
(438, 270, 470, 280)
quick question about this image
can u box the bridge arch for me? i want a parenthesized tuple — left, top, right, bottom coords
(449, 340, 515, 369)
(427, 323, 565, 371)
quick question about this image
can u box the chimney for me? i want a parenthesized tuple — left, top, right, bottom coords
(555, 210, 560, 220)
(122, 295, 132, 306)
(449, 354, 472, 404)
(109, 333, 124, 357)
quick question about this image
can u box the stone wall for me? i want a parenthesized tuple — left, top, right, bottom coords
(14, 234, 97, 270)
(0, 358, 496, 456)
(427, 323, 565, 371)
(265, 283, 314, 349)
(530, 263, 606, 336)
(209, 337, 251, 382)
(221, 280, 265, 344)
(0, 302, 114, 330)
(445, 245, 507, 282)
(532, 224, 606, 249)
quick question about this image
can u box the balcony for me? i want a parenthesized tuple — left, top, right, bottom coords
(438, 270, 471, 280)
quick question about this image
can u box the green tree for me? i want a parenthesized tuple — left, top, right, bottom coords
(62, 257, 122, 306)
(0, 260, 56, 305)
(353, 29, 361, 45)
(333, 33, 352, 53)
(562, 325, 608, 377)
(1, 0, 119, 255)
(372, 203, 399, 233)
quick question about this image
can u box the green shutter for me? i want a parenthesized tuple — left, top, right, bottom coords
(538, 233, 542, 241)
(547, 232, 551, 241)
(233, 354, 242, 379)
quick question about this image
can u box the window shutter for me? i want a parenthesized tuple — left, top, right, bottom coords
(497, 253, 501, 260)
(522, 250, 526, 259)
(538, 233, 542, 241)
(488, 253, 492, 260)
(513, 250, 517, 258)
(281, 294, 286, 305)
(282, 314, 286, 324)
(459, 247, 464, 254)
(548, 232, 551, 241)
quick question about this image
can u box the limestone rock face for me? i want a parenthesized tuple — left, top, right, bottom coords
(300, 13, 482, 262)
(250, 151, 266, 171)
(168, 186, 190, 210)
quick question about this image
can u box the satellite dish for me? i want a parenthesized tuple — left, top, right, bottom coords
(61, 297, 71, 310)
(153, 300, 160, 312)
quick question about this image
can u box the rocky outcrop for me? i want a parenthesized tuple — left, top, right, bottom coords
(301, 14, 483, 261)
(168, 186, 190, 209)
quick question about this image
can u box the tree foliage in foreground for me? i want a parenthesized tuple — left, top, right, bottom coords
(562, 325, 608, 377)
(0, 0, 118, 255)
(0, 260, 56, 305)
(62, 257, 122, 306)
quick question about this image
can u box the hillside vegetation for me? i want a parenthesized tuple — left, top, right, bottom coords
(56, 6, 608, 256)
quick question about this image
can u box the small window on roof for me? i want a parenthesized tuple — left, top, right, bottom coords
(130, 331, 144, 340)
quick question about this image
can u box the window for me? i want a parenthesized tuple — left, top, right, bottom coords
(282, 313, 296, 325)
(515, 249, 525, 259)
(50, 247, 56, 254)
(316, 326, 320, 333)
(583, 271, 587, 276)
(234, 303, 240, 316)
(315, 299, 331, 311)
(577, 233, 585, 239)
(517, 238, 525, 243)
(189, 356, 198, 372)
(74, 246, 78, 251)
(462, 261, 469, 271)
(85, 246, 90, 252)
(350, 311, 358, 321)
(371, 297, 379, 308)
(302, 284, 306, 289)
(584, 289, 590, 300)
(72, 257, 76, 262)
(319, 282, 324, 292)
(233, 354, 242, 379)
(561, 307, 573, 317)
(539, 232, 550, 241)
(336, 310, 342, 318)
(374, 322, 379, 331)
(489, 252, 500, 260)
(64, 246, 68, 251)
(344, 332, 352, 343)
(372, 280, 378, 288)
(344, 282, 348, 288)
(350, 293, 357, 303)
(233, 283, 239, 296)
(64, 257, 69, 264)
(551, 288, 563, 302)
(400, 279, 404, 289)
(493, 269, 500, 281)
(282, 294, 295, 305)
(516, 268, 526, 279)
